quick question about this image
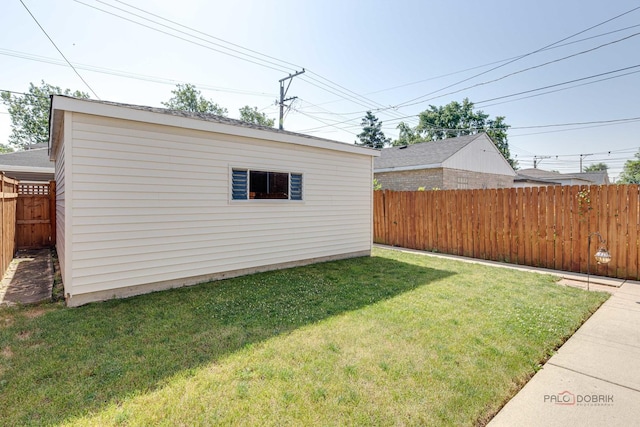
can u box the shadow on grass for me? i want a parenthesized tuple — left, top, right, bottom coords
(0, 255, 454, 425)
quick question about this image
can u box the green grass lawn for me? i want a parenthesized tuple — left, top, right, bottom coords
(0, 248, 608, 426)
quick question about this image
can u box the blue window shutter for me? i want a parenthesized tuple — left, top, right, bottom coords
(232, 169, 248, 200)
(290, 173, 302, 200)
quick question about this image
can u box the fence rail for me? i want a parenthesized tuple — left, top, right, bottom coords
(374, 185, 640, 280)
(0, 174, 19, 278)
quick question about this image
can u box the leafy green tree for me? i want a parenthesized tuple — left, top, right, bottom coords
(162, 83, 228, 116)
(356, 111, 390, 149)
(239, 106, 275, 127)
(583, 162, 609, 172)
(393, 98, 517, 169)
(1, 81, 89, 148)
(394, 122, 424, 146)
(618, 150, 640, 184)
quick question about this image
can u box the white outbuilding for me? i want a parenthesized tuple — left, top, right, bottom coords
(49, 96, 379, 307)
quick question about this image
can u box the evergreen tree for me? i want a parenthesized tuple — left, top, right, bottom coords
(356, 111, 390, 149)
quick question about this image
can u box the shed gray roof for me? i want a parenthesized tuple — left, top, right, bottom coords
(374, 134, 483, 170)
(0, 145, 53, 169)
(51, 96, 377, 153)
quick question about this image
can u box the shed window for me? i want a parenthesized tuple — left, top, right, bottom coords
(232, 169, 303, 201)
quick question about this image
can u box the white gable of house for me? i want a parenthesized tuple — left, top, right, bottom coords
(442, 134, 516, 176)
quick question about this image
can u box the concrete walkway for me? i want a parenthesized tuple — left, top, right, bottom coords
(374, 245, 640, 427)
(489, 280, 640, 427)
(0, 249, 53, 306)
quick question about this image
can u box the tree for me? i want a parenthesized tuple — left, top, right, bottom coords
(618, 150, 640, 184)
(239, 106, 275, 127)
(583, 163, 609, 172)
(1, 81, 89, 148)
(393, 98, 517, 169)
(162, 83, 228, 116)
(356, 111, 390, 149)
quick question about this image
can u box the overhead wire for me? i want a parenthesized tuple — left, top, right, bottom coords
(477, 69, 640, 108)
(19, 0, 100, 99)
(0, 48, 276, 97)
(392, 5, 640, 109)
(358, 23, 640, 98)
(74, 0, 293, 74)
(76, 0, 403, 122)
(391, 32, 640, 109)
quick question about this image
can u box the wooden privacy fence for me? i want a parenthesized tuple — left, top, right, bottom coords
(374, 185, 640, 280)
(0, 174, 19, 277)
(16, 182, 56, 250)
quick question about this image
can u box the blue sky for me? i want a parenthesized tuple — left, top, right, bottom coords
(2, 0, 639, 179)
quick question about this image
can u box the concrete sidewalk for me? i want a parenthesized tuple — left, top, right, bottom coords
(489, 280, 640, 427)
(0, 249, 53, 306)
(375, 245, 640, 426)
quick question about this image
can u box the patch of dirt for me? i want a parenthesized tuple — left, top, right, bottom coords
(0, 315, 14, 329)
(16, 330, 31, 341)
(24, 307, 50, 319)
(1, 347, 13, 358)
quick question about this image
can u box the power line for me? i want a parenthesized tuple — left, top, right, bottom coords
(359, 23, 640, 98)
(74, 0, 293, 74)
(392, 5, 640, 109)
(292, 109, 358, 136)
(109, 0, 406, 120)
(477, 69, 640, 108)
(0, 48, 276, 98)
(19, 0, 100, 99)
(476, 64, 640, 104)
(294, 27, 640, 129)
(392, 31, 640, 109)
(111, 0, 302, 69)
(76, 0, 402, 121)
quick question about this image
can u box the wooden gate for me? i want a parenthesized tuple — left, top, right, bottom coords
(16, 182, 56, 249)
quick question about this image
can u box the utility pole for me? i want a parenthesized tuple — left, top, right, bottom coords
(533, 155, 551, 169)
(278, 69, 305, 130)
(579, 153, 593, 172)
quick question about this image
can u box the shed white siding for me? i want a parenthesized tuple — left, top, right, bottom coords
(53, 105, 375, 305)
(52, 111, 70, 288)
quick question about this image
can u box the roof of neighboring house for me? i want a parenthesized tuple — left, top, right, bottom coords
(374, 134, 483, 170)
(0, 144, 52, 169)
(0, 145, 54, 182)
(573, 171, 610, 185)
(515, 168, 609, 185)
(48, 96, 380, 158)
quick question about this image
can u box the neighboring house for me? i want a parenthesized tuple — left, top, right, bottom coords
(513, 168, 610, 188)
(49, 95, 379, 307)
(374, 134, 516, 190)
(0, 143, 54, 182)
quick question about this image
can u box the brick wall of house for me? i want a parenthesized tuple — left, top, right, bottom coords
(375, 168, 514, 191)
(375, 169, 444, 191)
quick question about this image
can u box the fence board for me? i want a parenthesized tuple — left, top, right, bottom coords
(375, 185, 639, 280)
